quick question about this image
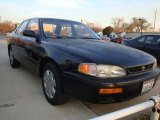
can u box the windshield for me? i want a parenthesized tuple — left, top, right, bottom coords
(41, 19, 100, 40)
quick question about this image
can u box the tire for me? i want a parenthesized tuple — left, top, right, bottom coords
(42, 63, 67, 105)
(9, 49, 19, 68)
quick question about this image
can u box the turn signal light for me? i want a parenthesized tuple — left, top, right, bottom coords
(78, 64, 90, 74)
(99, 88, 123, 94)
(78, 63, 97, 76)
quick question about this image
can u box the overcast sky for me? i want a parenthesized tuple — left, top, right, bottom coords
(0, 0, 160, 30)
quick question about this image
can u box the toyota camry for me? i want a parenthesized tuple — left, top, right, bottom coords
(7, 18, 160, 105)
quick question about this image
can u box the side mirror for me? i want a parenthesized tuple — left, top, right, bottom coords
(23, 30, 38, 38)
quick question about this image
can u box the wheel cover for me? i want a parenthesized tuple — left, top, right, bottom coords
(9, 50, 14, 65)
(43, 69, 56, 99)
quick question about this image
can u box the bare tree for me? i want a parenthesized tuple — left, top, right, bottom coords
(112, 18, 124, 29)
(112, 18, 128, 33)
(127, 17, 152, 32)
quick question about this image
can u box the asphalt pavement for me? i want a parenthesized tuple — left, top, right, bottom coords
(0, 36, 159, 120)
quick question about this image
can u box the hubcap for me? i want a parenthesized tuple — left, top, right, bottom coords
(43, 69, 56, 99)
(9, 50, 14, 65)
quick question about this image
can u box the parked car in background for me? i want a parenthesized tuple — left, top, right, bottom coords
(100, 35, 111, 42)
(110, 37, 118, 43)
(122, 35, 160, 62)
(110, 37, 123, 44)
(117, 37, 123, 44)
(8, 18, 160, 105)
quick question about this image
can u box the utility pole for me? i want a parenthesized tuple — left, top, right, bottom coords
(153, 9, 157, 32)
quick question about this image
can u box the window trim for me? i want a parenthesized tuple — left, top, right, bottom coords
(40, 19, 47, 38)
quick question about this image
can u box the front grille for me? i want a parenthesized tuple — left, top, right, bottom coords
(126, 63, 153, 74)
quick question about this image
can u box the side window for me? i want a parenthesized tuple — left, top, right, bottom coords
(16, 20, 29, 35)
(26, 19, 39, 34)
(145, 36, 156, 45)
(60, 24, 73, 37)
(137, 37, 145, 43)
(43, 23, 57, 37)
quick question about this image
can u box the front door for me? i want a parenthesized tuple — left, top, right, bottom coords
(12, 20, 29, 61)
(19, 19, 41, 73)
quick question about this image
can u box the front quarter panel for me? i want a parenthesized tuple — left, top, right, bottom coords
(40, 41, 89, 72)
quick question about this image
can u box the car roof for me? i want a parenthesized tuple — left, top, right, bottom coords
(25, 17, 81, 24)
(141, 34, 160, 37)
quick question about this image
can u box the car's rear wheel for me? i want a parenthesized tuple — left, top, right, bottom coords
(9, 49, 19, 68)
(42, 63, 67, 105)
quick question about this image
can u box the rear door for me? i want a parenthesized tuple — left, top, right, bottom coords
(145, 35, 160, 61)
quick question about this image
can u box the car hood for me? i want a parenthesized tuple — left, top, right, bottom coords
(49, 39, 155, 67)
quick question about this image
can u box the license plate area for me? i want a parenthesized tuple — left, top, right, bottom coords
(141, 79, 155, 93)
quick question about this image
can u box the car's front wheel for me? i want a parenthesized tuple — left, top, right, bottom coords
(42, 63, 67, 105)
(9, 49, 19, 68)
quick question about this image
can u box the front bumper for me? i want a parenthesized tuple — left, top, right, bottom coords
(62, 68, 160, 103)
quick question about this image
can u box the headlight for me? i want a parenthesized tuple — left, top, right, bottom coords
(78, 63, 126, 78)
(153, 60, 157, 69)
